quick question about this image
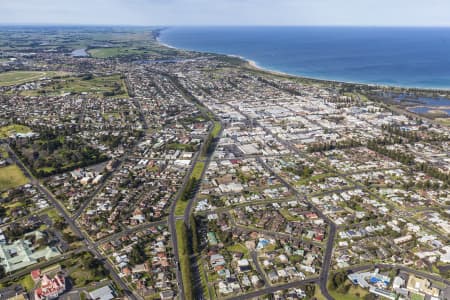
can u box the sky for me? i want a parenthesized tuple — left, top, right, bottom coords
(1, 0, 450, 27)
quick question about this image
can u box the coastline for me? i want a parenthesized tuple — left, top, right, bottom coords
(240, 56, 398, 91)
(244, 58, 296, 78)
(156, 31, 450, 92)
(157, 36, 375, 89)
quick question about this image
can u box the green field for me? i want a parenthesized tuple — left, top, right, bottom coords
(70, 269, 102, 287)
(0, 124, 31, 139)
(0, 164, 29, 191)
(176, 220, 193, 300)
(175, 199, 189, 216)
(328, 279, 369, 300)
(279, 208, 301, 221)
(411, 294, 425, 300)
(314, 285, 326, 300)
(88, 47, 152, 58)
(37, 166, 56, 174)
(226, 243, 249, 258)
(0, 71, 67, 87)
(19, 275, 35, 291)
(436, 118, 450, 126)
(20, 74, 128, 98)
(167, 143, 196, 152)
(191, 161, 205, 179)
(68, 252, 109, 287)
(175, 160, 206, 216)
(0, 146, 8, 158)
(211, 121, 222, 138)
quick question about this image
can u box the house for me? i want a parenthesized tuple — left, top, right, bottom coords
(31, 269, 41, 282)
(268, 270, 279, 282)
(218, 281, 233, 295)
(406, 275, 440, 298)
(160, 290, 175, 300)
(392, 276, 405, 289)
(34, 274, 66, 300)
(242, 275, 251, 287)
(89, 285, 116, 300)
(393, 235, 413, 245)
(237, 259, 251, 272)
(207, 232, 218, 246)
(210, 254, 226, 269)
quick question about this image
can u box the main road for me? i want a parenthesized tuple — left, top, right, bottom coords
(226, 277, 320, 300)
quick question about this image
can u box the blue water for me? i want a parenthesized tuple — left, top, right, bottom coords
(71, 48, 88, 57)
(390, 93, 450, 106)
(159, 26, 450, 89)
(409, 107, 450, 115)
(416, 97, 450, 106)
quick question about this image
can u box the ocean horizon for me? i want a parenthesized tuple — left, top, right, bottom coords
(159, 26, 450, 90)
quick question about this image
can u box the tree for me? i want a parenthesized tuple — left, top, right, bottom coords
(129, 243, 147, 265)
(82, 256, 107, 278)
(81, 73, 93, 80)
(304, 284, 315, 298)
(54, 218, 66, 230)
(364, 294, 377, 300)
(331, 271, 347, 290)
(0, 265, 5, 279)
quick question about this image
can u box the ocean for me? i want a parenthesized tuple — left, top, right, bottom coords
(159, 26, 450, 90)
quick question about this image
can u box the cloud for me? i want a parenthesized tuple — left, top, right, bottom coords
(0, 0, 449, 26)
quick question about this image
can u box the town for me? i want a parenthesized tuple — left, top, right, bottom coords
(0, 27, 449, 300)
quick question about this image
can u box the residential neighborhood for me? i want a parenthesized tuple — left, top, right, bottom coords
(0, 27, 449, 300)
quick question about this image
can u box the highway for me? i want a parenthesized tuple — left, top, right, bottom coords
(165, 72, 224, 300)
(167, 153, 194, 300)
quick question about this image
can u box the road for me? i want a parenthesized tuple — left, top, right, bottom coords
(218, 101, 338, 299)
(166, 146, 203, 300)
(227, 212, 323, 248)
(226, 277, 320, 300)
(183, 119, 222, 225)
(72, 168, 116, 219)
(164, 72, 224, 300)
(250, 251, 270, 287)
(94, 219, 168, 246)
(256, 157, 336, 299)
(167, 148, 202, 300)
(73, 97, 148, 221)
(184, 113, 224, 299)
